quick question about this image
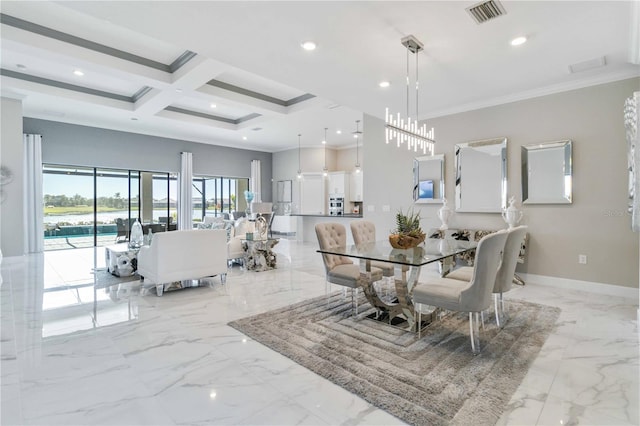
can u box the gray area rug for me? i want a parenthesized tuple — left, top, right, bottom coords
(229, 293, 561, 425)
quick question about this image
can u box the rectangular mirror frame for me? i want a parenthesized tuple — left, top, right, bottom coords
(522, 140, 572, 204)
(455, 137, 507, 213)
(413, 154, 445, 204)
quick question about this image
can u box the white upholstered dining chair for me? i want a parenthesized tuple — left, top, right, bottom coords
(412, 230, 508, 354)
(446, 225, 528, 328)
(315, 223, 383, 316)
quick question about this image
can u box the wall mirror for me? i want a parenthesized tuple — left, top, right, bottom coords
(276, 180, 292, 202)
(455, 137, 507, 212)
(522, 140, 572, 204)
(413, 154, 444, 204)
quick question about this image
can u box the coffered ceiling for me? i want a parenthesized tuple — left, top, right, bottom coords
(1, 1, 638, 152)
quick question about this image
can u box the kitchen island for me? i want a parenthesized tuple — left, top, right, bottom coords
(291, 213, 364, 244)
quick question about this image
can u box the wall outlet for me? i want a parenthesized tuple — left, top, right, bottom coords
(382, 205, 391, 212)
(367, 205, 375, 212)
(578, 254, 587, 264)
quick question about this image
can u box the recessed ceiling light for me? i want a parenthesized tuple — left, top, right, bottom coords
(210, 103, 216, 108)
(242, 136, 247, 140)
(73, 69, 84, 76)
(175, 88, 183, 93)
(336, 130, 342, 134)
(301, 41, 317, 51)
(131, 117, 138, 121)
(510, 36, 527, 46)
(379, 81, 390, 88)
(16, 64, 26, 70)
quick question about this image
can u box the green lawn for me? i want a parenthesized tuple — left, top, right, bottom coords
(44, 206, 134, 215)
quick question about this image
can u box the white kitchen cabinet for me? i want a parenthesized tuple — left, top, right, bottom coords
(350, 171, 363, 202)
(300, 173, 326, 214)
(328, 172, 349, 198)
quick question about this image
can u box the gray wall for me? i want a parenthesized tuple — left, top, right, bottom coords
(364, 78, 640, 289)
(23, 118, 272, 202)
(0, 98, 25, 256)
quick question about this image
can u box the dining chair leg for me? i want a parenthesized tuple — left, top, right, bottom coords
(418, 308, 422, 339)
(350, 288, 359, 317)
(469, 312, 481, 355)
(495, 292, 509, 328)
(325, 280, 331, 308)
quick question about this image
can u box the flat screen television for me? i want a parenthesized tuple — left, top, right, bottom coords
(418, 180, 434, 199)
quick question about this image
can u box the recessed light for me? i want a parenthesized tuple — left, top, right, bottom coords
(16, 64, 26, 70)
(73, 69, 84, 76)
(242, 136, 247, 140)
(510, 36, 527, 46)
(336, 130, 342, 134)
(210, 103, 216, 108)
(131, 117, 138, 121)
(379, 81, 390, 88)
(301, 41, 317, 51)
(175, 88, 183, 93)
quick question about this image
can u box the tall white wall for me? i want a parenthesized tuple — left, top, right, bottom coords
(0, 98, 25, 257)
(364, 78, 640, 289)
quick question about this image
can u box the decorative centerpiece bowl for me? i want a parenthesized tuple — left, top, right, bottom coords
(389, 209, 425, 249)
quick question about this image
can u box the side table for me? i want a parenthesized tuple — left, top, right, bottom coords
(241, 238, 278, 271)
(105, 244, 139, 277)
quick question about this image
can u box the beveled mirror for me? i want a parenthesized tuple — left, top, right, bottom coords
(413, 154, 444, 204)
(522, 140, 572, 204)
(455, 137, 507, 212)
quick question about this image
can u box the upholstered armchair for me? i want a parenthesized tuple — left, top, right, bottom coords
(412, 231, 508, 354)
(315, 223, 383, 316)
(446, 225, 528, 328)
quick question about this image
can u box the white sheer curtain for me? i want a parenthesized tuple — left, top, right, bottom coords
(178, 152, 193, 230)
(24, 134, 44, 253)
(250, 159, 261, 202)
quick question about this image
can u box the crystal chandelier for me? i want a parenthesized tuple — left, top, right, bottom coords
(385, 35, 435, 155)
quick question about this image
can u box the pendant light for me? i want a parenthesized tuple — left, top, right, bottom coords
(384, 34, 435, 155)
(297, 133, 302, 179)
(322, 127, 329, 177)
(353, 120, 362, 173)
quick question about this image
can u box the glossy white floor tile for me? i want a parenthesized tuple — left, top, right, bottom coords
(1, 240, 638, 425)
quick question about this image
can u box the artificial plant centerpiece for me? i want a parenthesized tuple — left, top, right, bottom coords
(389, 208, 426, 249)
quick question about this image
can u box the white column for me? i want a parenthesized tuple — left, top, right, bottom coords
(178, 152, 193, 230)
(23, 134, 44, 253)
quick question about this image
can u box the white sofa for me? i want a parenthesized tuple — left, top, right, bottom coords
(137, 229, 228, 296)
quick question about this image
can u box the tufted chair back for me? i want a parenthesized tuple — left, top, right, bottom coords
(315, 223, 354, 273)
(350, 220, 377, 245)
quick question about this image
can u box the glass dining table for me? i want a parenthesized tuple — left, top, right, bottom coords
(317, 238, 477, 332)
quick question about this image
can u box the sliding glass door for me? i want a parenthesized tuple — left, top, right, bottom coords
(43, 165, 248, 250)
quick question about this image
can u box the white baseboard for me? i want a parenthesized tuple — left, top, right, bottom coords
(519, 273, 639, 301)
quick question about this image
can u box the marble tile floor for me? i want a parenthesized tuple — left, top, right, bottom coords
(1, 239, 638, 425)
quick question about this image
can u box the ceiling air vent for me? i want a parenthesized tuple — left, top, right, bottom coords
(466, 0, 506, 24)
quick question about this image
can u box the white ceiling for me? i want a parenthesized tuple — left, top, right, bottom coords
(1, 1, 638, 152)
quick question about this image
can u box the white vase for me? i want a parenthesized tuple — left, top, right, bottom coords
(502, 197, 523, 229)
(437, 198, 453, 230)
(129, 219, 144, 249)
